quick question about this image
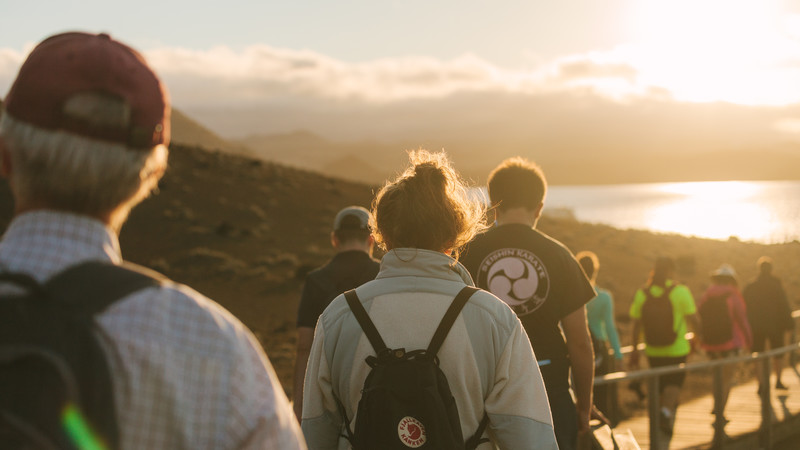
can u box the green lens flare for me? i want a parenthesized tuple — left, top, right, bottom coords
(62, 404, 107, 450)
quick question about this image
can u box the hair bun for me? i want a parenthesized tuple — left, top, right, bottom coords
(413, 161, 446, 185)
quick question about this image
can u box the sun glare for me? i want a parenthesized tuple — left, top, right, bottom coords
(655, 181, 760, 198)
(645, 181, 776, 241)
(628, 0, 798, 105)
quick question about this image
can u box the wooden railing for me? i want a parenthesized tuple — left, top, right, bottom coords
(593, 310, 800, 449)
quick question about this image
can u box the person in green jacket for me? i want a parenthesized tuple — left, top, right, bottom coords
(629, 256, 700, 436)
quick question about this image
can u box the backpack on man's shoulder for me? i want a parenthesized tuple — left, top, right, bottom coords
(336, 286, 490, 450)
(698, 293, 733, 345)
(641, 284, 678, 347)
(0, 261, 163, 450)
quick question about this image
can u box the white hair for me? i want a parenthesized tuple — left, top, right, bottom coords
(0, 108, 168, 226)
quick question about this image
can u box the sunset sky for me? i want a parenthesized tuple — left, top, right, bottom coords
(4, 1, 800, 104)
(2, 0, 800, 162)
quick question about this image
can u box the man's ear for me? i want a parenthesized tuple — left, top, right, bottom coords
(490, 202, 500, 223)
(533, 202, 544, 219)
(330, 231, 339, 249)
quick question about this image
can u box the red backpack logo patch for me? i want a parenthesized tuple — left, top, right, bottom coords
(398, 416, 427, 448)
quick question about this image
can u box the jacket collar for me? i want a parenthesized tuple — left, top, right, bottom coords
(377, 248, 474, 285)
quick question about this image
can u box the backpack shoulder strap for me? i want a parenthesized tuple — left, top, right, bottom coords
(465, 413, 491, 450)
(44, 260, 165, 315)
(344, 289, 389, 355)
(427, 286, 479, 356)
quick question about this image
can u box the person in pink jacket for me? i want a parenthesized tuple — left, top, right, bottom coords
(697, 264, 753, 424)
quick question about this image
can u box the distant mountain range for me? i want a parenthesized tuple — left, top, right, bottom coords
(178, 92, 800, 186)
(3, 97, 799, 186)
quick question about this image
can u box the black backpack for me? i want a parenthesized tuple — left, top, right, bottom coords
(336, 286, 490, 450)
(698, 293, 733, 345)
(0, 261, 163, 450)
(641, 284, 678, 346)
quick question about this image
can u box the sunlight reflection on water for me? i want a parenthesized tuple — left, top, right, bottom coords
(540, 181, 800, 244)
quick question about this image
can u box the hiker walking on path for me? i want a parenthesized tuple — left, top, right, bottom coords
(629, 256, 700, 437)
(577, 250, 624, 425)
(697, 264, 752, 424)
(301, 151, 557, 449)
(0, 32, 305, 449)
(293, 206, 380, 420)
(460, 157, 596, 450)
(743, 256, 794, 391)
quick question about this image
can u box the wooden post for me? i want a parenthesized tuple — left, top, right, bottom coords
(759, 356, 772, 449)
(648, 375, 661, 450)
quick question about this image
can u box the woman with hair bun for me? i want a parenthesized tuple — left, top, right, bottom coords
(301, 150, 557, 449)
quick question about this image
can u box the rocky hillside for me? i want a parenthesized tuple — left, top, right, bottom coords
(0, 142, 799, 401)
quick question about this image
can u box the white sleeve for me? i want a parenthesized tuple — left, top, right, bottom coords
(484, 319, 558, 449)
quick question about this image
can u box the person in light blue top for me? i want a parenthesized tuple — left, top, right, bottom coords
(577, 250, 623, 424)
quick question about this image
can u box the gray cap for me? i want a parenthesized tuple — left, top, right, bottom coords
(333, 206, 371, 231)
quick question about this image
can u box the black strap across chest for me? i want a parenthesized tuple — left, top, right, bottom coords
(343, 286, 479, 357)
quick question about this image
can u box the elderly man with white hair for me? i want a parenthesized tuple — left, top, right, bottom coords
(0, 31, 305, 449)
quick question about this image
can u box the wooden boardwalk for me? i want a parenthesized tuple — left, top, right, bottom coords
(613, 365, 800, 449)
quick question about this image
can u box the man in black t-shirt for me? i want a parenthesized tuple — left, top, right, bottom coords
(461, 157, 596, 450)
(292, 206, 380, 420)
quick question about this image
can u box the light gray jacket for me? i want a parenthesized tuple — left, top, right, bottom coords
(301, 248, 556, 449)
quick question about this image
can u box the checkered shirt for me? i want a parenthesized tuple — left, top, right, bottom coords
(0, 211, 306, 450)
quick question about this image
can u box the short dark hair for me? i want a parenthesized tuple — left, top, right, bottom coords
(576, 250, 599, 283)
(648, 256, 676, 288)
(758, 256, 773, 275)
(487, 157, 547, 212)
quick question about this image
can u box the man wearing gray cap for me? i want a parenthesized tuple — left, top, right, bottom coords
(0, 32, 305, 449)
(293, 206, 380, 420)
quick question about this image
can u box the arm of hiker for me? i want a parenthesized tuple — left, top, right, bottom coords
(299, 324, 340, 450)
(686, 313, 701, 346)
(293, 327, 315, 421)
(628, 289, 645, 368)
(629, 319, 642, 368)
(732, 293, 753, 348)
(294, 277, 327, 422)
(604, 293, 624, 361)
(562, 306, 594, 435)
(484, 316, 558, 449)
(230, 326, 307, 450)
(777, 280, 794, 331)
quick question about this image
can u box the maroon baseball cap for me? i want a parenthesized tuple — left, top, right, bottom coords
(3, 31, 170, 148)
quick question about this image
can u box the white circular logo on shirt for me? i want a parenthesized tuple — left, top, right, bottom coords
(398, 416, 426, 448)
(477, 248, 550, 316)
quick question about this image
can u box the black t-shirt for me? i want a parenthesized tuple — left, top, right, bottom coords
(296, 250, 380, 329)
(461, 223, 595, 392)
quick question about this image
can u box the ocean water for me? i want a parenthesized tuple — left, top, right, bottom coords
(532, 180, 800, 244)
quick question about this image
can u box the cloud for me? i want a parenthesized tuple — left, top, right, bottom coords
(2, 38, 799, 113)
(138, 43, 668, 111)
(142, 45, 513, 106)
(555, 59, 638, 82)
